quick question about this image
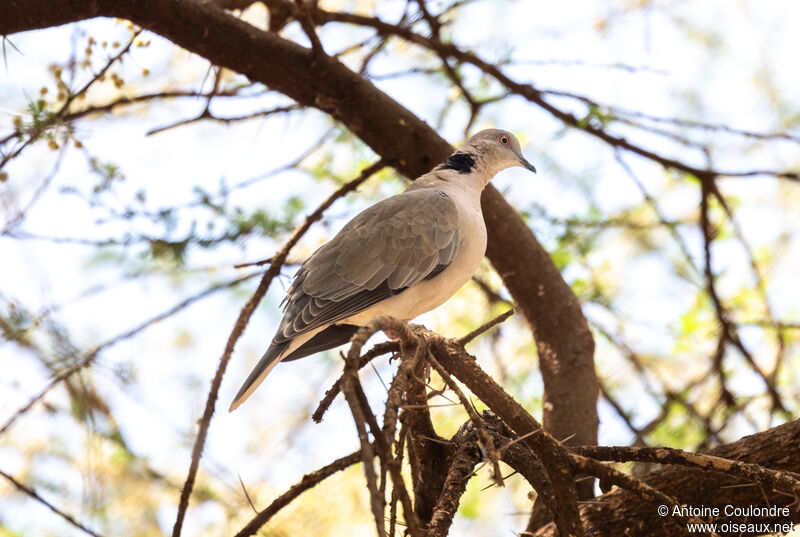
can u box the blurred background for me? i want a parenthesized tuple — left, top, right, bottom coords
(1, 0, 799, 535)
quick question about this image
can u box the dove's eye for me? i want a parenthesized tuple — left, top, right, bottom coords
(499, 135, 509, 145)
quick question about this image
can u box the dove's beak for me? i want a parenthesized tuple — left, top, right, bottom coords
(516, 153, 537, 173)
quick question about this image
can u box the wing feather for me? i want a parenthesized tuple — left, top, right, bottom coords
(272, 188, 461, 344)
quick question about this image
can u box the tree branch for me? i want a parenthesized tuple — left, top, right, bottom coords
(425, 421, 484, 537)
(533, 419, 800, 537)
(427, 332, 585, 537)
(575, 445, 800, 498)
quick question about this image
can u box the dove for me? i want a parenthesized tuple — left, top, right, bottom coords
(230, 129, 535, 410)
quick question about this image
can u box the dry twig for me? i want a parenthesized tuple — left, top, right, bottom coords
(0, 468, 105, 537)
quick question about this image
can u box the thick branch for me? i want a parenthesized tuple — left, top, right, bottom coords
(533, 419, 800, 537)
(575, 445, 800, 497)
(426, 422, 484, 537)
(428, 335, 584, 537)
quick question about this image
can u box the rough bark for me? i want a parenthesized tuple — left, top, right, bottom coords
(533, 419, 800, 537)
(425, 422, 484, 537)
(428, 337, 584, 536)
(0, 0, 598, 468)
(401, 359, 451, 526)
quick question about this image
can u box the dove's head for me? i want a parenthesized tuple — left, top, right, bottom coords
(430, 129, 536, 190)
(463, 129, 536, 176)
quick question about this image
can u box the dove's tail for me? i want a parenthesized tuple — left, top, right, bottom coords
(228, 340, 290, 412)
(228, 324, 360, 411)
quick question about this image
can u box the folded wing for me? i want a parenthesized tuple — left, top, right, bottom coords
(229, 187, 461, 410)
(276, 187, 461, 346)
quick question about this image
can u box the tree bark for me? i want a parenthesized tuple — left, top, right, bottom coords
(533, 418, 800, 537)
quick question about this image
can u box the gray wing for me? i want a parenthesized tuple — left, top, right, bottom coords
(274, 187, 461, 345)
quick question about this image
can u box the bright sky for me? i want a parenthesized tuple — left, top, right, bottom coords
(1, 1, 800, 535)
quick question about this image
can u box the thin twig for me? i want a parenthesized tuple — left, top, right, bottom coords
(425, 422, 484, 537)
(295, 0, 325, 55)
(340, 317, 425, 536)
(698, 178, 786, 414)
(1, 143, 67, 234)
(235, 158, 386, 269)
(0, 89, 247, 146)
(233, 449, 363, 537)
(0, 30, 142, 170)
(357, 372, 422, 536)
(145, 104, 300, 136)
(426, 352, 504, 487)
(341, 324, 389, 537)
(388, 423, 408, 537)
(0, 468, 105, 537)
(457, 308, 515, 345)
(312, 341, 398, 422)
